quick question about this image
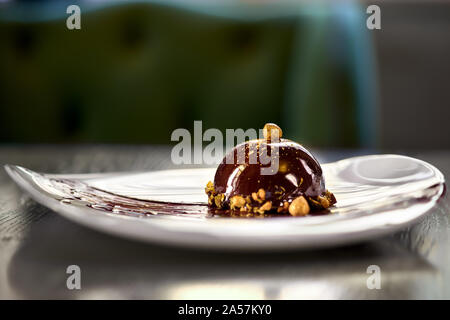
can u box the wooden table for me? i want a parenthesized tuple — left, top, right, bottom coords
(0, 145, 449, 299)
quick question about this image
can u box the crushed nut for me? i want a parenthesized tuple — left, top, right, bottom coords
(318, 196, 330, 208)
(257, 188, 266, 200)
(208, 194, 214, 206)
(263, 123, 283, 141)
(205, 181, 215, 194)
(277, 201, 290, 213)
(214, 193, 225, 208)
(230, 195, 246, 210)
(308, 197, 321, 208)
(257, 201, 272, 213)
(289, 196, 310, 216)
(251, 188, 265, 203)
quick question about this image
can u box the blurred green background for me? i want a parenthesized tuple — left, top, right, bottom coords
(1, 0, 449, 149)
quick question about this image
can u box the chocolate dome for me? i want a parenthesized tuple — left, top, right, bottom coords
(205, 124, 335, 216)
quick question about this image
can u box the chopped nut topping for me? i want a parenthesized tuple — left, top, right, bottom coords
(251, 188, 266, 203)
(257, 201, 272, 213)
(263, 123, 283, 141)
(257, 188, 266, 200)
(308, 197, 321, 207)
(214, 193, 225, 208)
(318, 196, 330, 208)
(208, 194, 214, 206)
(230, 195, 246, 210)
(205, 181, 215, 194)
(277, 201, 290, 213)
(289, 196, 310, 216)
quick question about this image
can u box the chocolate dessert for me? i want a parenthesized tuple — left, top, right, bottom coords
(205, 123, 336, 216)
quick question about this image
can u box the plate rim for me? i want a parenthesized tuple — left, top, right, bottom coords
(3, 154, 445, 251)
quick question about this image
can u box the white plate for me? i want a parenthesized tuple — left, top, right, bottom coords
(4, 154, 445, 251)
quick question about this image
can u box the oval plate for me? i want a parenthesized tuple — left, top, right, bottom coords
(4, 154, 445, 251)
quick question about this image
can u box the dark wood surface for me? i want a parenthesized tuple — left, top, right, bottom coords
(0, 145, 449, 299)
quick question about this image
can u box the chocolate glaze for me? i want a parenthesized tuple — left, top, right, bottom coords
(213, 138, 327, 208)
